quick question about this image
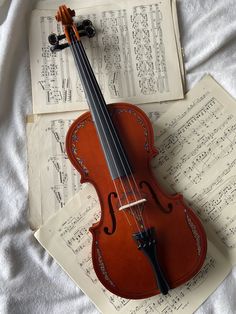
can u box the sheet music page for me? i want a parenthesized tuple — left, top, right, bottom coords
(27, 103, 167, 229)
(29, 0, 184, 114)
(150, 74, 236, 264)
(27, 111, 82, 228)
(35, 183, 231, 314)
(35, 0, 185, 85)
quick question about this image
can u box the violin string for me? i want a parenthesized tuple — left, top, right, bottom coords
(72, 37, 148, 218)
(70, 40, 143, 232)
(69, 37, 141, 232)
(72, 37, 150, 235)
(70, 39, 147, 235)
(71, 35, 149, 235)
(74, 40, 150, 233)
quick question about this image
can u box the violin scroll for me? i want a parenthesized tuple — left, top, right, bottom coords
(55, 5, 79, 43)
(55, 5, 75, 25)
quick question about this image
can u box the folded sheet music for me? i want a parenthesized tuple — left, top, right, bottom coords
(29, 0, 184, 114)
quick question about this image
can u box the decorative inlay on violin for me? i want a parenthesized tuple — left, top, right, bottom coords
(49, 5, 207, 299)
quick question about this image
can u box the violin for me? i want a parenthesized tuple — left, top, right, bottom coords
(50, 5, 207, 299)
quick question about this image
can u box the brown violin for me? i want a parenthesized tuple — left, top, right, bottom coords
(51, 5, 207, 299)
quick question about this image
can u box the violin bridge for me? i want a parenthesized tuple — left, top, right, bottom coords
(119, 198, 147, 211)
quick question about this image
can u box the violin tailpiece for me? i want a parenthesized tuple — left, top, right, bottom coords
(133, 228, 170, 295)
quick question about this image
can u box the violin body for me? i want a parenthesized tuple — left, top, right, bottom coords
(53, 5, 207, 299)
(66, 103, 207, 299)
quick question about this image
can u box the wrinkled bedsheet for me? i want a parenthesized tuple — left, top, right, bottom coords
(0, 0, 236, 313)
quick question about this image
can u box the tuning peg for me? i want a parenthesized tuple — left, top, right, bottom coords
(82, 19, 93, 28)
(81, 20, 96, 37)
(84, 25, 96, 38)
(48, 33, 66, 46)
(50, 43, 69, 52)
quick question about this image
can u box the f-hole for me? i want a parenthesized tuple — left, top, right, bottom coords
(139, 181, 173, 213)
(104, 192, 117, 235)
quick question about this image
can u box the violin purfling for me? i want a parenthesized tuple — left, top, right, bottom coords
(50, 5, 207, 299)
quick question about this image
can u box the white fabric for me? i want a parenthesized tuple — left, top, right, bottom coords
(0, 0, 235, 313)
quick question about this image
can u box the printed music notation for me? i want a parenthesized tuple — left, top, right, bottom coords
(29, 0, 184, 114)
(155, 97, 226, 182)
(132, 4, 169, 96)
(27, 111, 85, 227)
(152, 75, 236, 260)
(44, 117, 84, 207)
(45, 118, 80, 207)
(35, 184, 231, 314)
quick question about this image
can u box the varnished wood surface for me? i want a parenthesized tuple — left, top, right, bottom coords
(66, 103, 207, 299)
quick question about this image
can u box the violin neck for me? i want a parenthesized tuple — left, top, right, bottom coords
(70, 34, 132, 180)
